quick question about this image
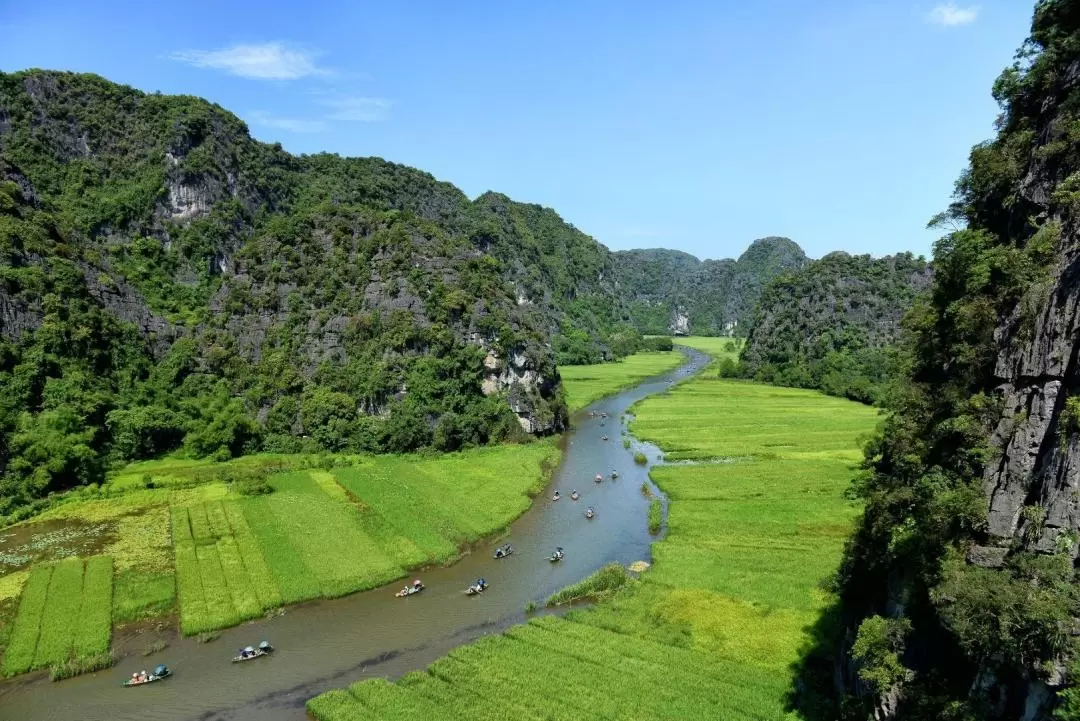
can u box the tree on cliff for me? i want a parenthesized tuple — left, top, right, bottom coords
(815, 2, 1080, 719)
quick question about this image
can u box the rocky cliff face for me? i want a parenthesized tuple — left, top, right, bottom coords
(740, 251, 931, 404)
(0, 69, 575, 502)
(613, 237, 808, 336)
(826, 4, 1080, 719)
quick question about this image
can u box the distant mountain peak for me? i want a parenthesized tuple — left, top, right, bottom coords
(611, 238, 809, 336)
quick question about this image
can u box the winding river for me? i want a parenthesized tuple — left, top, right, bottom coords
(0, 348, 708, 721)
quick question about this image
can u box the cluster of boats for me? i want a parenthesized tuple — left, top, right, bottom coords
(550, 469, 614, 520)
(123, 641, 274, 687)
(121, 409, 630, 690)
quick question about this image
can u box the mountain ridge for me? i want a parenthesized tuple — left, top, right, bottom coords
(612, 236, 809, 336)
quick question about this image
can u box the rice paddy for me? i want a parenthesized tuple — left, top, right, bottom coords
(2, 556, 114, 677)
(0, 440, 559, 676)
(310, 360, 878, 719)
(170, 443, 558, 634)
(559, 351, 684, 412)
(673, 335, 743, 363)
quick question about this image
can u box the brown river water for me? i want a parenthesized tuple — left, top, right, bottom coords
(0, 348, 707, 721)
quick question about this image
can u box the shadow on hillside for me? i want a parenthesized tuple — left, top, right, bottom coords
(787, 595, 847, 721)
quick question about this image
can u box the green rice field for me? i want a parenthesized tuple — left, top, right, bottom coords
(0, 441, 559, 674)
(2, 556, 114, 677)
(673, 335, 743, 361)
(169, 442, 559, 635)
(559, 351, 684, 412)
(309, 362, 879, 719)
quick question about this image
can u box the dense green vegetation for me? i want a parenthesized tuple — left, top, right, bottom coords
(736, 251, 930, 405)
(310, 358, 878, 720)
(0, 69, 671, 520)
(545, 563, 631, 606)
(614, 237, 808, 336)
(0, 442, 558, 676)
(814, 3, 1080, 718)
(558, 350, 684, 412)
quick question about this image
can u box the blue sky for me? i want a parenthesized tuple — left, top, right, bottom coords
(1, 1, 1034, 260)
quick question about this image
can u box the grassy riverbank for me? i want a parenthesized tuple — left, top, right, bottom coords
(559, 350, 684, 412)
(0, 443, 559, 676)
(674, 335, 742, 368)
(308, 360, 879, 720)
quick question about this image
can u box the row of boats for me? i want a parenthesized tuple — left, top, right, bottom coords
(122, 641, 274, 687)
(397, 466, 612, 598)
(394, 538, 569, 601)
(121, 429, 623, 689)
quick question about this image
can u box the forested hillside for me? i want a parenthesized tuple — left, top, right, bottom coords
(0, 70, 646, 517)
(738, 251, 930, 404)
(613, 236, 808, 336)
(817, 2, 1080, 719)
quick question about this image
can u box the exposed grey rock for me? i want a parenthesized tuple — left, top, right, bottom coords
(967, 544, 1009, 568)
(0, 291, 43, 341)
(1023, 680, 1056, 721)
(669, 307, 690, 336)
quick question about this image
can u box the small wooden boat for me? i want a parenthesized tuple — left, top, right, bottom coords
(552, 491, 561, 501)
(232, 642, 273, 662)
(585, 507, 595, 519)
(396, 580, 424, 598)
(601, 435, 609, 441)
(465, 580, 488, 595)
(570, 490, 580, 501)
(549, 547, 565, 563)
(494, 543, 513, 559)
(123, 665, 171, 687)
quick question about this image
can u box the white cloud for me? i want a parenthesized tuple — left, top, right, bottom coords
(170, 42, 329, 80)
(315, 94, 392, 122)
(927, 3, 979, 26)
(248, 111, 327, 134)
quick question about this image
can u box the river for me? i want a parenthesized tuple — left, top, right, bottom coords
(0, 348, 708, 721)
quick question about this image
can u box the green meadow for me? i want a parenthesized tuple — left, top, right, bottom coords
(0, 442, 558, 675)
(559, 350, 684, 412)
(673, 335, 743, 363)
(309, 359, 879, 719)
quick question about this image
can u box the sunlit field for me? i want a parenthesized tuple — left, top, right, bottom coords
(0, 443, 558, 675)
(2, 557, 113, 677)
(674, 335, 743, 365)
(559, 351, 684, 412)
(309, 356, 879, 720)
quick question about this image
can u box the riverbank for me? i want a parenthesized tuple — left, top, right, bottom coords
(0, 346, 694, 683)
(0, 349, 697, 720)
(559, 350, 684, 412)
(308, 348, 879, 720)
(0, 443, 560, 678)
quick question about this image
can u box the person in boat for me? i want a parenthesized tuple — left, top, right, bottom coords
(132, 672, 140, 683)
(552, 490, 561, 500)
(413, 579, 423, 590)
(259, 640, 272, 652)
